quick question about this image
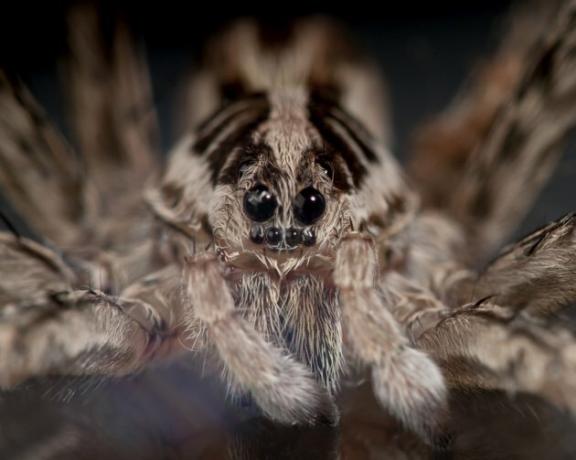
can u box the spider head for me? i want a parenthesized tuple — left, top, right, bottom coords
(203, 88, 386, 265)
(209, 131, 353, 261)
(155, 88, 413, 271)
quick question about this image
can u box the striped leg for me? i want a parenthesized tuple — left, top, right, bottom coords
(333, 234, 447, 441)
(65, 4, 159, 192)
(0, 233, 165, 387)
(182, 253, 337, 425)
(0, 73, 87, 245)
(418, 300, 576, 415)
(465, 212, 576, 316)
(410, 0, 576, 256)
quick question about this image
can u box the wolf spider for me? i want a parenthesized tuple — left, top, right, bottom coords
(1, 1, 576, 445)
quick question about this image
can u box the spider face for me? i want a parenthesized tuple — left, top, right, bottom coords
(233, 148, 344, 257)
(198, 90, 360, 264)
(242, 181, 315, 251)
(243, 183, 325, 249)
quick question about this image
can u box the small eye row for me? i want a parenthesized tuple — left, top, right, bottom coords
(243, 184, 326, 225)
(249, 225, 316, 248)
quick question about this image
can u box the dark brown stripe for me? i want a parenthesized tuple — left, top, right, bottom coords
(257, 21, 296, 51)
(194, 92, 266, 134)
(498, 122, 524, 163)
(190, 93, 270, 185)
(308, 107, 367, 188)
(325, 109, 379, 163)
(0, 209, 21, 239)
(218, 142, 273, 185)
(193, 95, 268, 154)
(206, 108, 270, 185)
(306, 148, 353, 192)
(516, 40, 560, 101)
(309, 89, 379, 164)
(193, 105, 254, 153)
(470, 184, 493, 219)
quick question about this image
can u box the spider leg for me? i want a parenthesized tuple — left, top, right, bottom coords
(0, 290, 166, 388)
(404, 211, 473, 303)
(380, 271, 449, 342)
(463, 212, 576, 316)
(182, 253, 337, 425)
(0, 73, 88, 245)
(410, 0, 576, 256)
(333, 234, 447, 441)
(0, 233, 167, 387)
(65, 4, 159, 192)
(387, 211, 576, 421)
(0, 10, 161, 276)
(418, 301, 576, 414)
(0, 233, 75, 306)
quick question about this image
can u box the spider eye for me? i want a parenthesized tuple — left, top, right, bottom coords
(317, 160, 333, 178)
(243, 184, 278, 222)
(238, 160, 252, 175)
(301, 227, 316, 246)
(293, 186, 326, 225)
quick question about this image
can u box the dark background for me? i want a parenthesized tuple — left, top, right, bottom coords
(1, 0, 573, 235)
(1, 1, 576, 458)
(0, 0, 514, 154)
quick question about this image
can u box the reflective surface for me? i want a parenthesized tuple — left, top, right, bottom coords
(1, 360, 575, 459)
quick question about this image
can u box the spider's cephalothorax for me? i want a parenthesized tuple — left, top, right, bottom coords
(3, 2, 576, 449)
(149, 18, 426, 413)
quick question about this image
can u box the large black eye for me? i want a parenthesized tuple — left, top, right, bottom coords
(293, 187, 326, 225)
(243, 184, 277, 222)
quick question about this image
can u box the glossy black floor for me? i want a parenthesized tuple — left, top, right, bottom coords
(1, 1, 576, 458)
(2, 364, 576, 459)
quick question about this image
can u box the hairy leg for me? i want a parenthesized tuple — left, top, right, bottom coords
(375, 212, 472, 341)
(380, 212, 576, 421)
(333, 234, 447, 441)
(409, 1, 553, 207)
(181, 253, 336, 425)
(410, 0, 576, 256)
(380, 272, 448, 343)
(0, 10, 162, 278)
(66, 4, 159, 192)
(404, 211, 473, 303)
(0, 233, 167, 387)
(392, 211, 576, 412)
(0, 73, 87, 245)
(417, 300, 576, 414)
(462, 212, 576, 315)
(0, 289, 167, 388)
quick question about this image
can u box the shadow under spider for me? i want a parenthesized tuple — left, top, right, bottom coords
(0, 363, 575, 460)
